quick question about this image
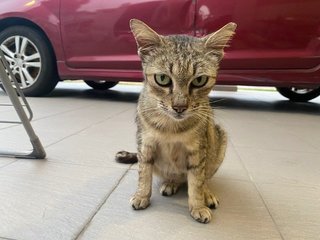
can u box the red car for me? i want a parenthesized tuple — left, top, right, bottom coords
(0, 0, 320, 102)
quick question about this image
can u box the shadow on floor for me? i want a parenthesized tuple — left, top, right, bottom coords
(48, 88, 140, 103)
(210, 97, 320, 115)
(47, 87, 320, 116)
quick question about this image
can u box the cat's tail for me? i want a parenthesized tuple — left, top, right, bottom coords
(115, 151, 138, 164)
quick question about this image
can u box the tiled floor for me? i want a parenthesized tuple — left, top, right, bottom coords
(0, 82, 319, 240)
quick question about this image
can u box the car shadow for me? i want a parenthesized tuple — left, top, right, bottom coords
(48, 88, 140, 103)
(210, 96, 320, 115)
(47, 86, 320, 116)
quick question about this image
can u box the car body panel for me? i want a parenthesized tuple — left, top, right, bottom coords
(0, 0, 320, 87)
(0, 0, 64, 61)
(60, 0, 195, 70)
(196, 0, 320, 70)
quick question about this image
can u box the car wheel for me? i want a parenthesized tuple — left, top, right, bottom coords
(0, 26, 58, 96)
(276, 87, 320, 102)
(84, 80, 119, 90)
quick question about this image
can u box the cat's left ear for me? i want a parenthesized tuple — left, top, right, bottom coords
(202, 22, 237, 61)
(130, 19, 163, 55)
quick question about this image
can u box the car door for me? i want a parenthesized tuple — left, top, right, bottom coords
(195, 0, 320, 70)
(60, 0, 195, 71)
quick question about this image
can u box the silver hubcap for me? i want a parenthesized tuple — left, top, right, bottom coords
(291, 87, 314, 94)
(0, 35, 41, 89)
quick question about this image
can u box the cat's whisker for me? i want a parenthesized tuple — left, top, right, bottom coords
(191, 102, 224, 111)
(208, 98, 226, 104)
(192, 109, 215, 120)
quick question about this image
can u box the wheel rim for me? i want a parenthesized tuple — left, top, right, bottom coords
(0, 35, 41, 89)
(96, 80, 107, 84)
(291, 87, 315, 95)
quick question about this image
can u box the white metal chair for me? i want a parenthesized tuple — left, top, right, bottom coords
(0, 49, 46, 159)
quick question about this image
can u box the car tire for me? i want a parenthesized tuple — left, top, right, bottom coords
(0, 25, 58, 96)
(84, 80, 119, 90)
(276, 87, 320, 102)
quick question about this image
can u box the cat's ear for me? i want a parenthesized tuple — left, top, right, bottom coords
(130, 19, 163, 55)
(203, 22, 237, 61)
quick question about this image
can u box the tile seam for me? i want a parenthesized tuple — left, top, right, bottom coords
(230, 141, 286, 240)
(44, 106, 133, 149)
(73, 167, 131, 240)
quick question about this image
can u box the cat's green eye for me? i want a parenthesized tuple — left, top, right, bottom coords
(154, 74, 172, 87)
(191, 76, 208, 88)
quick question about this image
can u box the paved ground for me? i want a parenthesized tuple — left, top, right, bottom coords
(0, 82, 320, 240)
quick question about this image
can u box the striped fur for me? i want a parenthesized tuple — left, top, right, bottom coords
(117, 19, 236, 224)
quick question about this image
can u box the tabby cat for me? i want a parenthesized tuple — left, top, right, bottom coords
(116, 19, 236, 223)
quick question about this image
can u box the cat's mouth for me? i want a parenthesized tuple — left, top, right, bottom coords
(173, 113, 185, 120)
(169, 111, 189, 121)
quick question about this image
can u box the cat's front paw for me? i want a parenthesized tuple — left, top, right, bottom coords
(190, 206, 212, 224)
(130, 195, 150, 210)
(160, 182, 179, 196)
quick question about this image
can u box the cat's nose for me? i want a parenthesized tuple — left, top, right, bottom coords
(172, 105, 188, 114)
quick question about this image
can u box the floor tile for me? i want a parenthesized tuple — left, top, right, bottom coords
(211, 145, 250, 181)
(237, 147, 320, 186)
(0, 125, 31, 151)
(288, 127, 320, 151)
(0, 102, 132, 151)
(1, 83, 320, 240)
(46, 108, 137, 168)
(33, 101, 132, 146)
(79, 170, 281, 240)
(257, 183, 320, 240)
(262, 112, 320, 151)
(0, 158, 15, 168)
(0, 160, 127, 240)
(224, 112, 317, 152)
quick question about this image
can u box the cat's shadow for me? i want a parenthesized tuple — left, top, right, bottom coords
(106, 176, 258, 226)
